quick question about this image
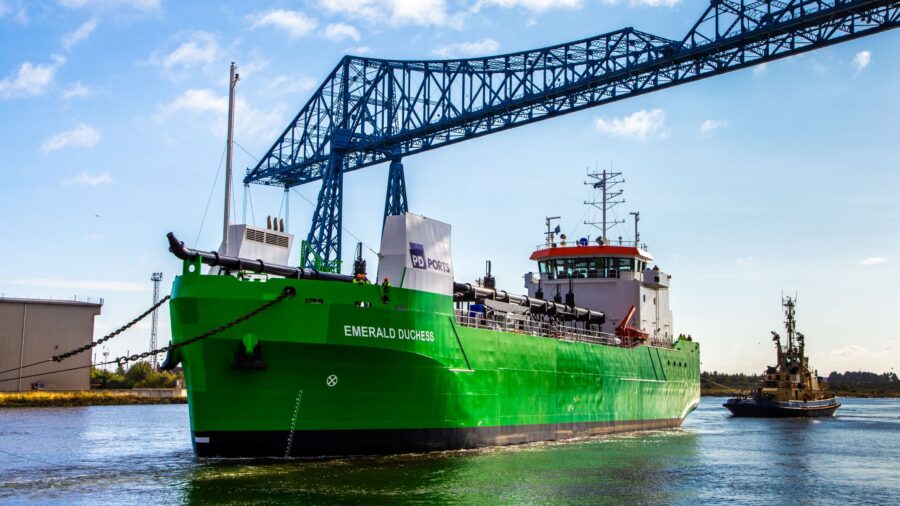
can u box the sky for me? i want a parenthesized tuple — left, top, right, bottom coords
(0, 0, 897, 375)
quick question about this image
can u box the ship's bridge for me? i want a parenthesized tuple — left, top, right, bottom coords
(530, 241, 654, 282)
(524, 239, 673, 341)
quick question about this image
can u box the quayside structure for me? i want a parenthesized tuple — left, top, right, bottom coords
(243, 0, 900, 271)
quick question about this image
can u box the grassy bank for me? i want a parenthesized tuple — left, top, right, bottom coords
(0, 390, 187, 408)
(700, 387, 900, 398)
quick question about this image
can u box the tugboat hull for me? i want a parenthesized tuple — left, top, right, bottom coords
(724, 398, 840, 418)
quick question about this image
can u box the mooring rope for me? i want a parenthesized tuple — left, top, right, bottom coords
(700, 377, 744, 393)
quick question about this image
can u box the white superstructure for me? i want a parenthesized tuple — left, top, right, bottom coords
(522, 170, 674, 342)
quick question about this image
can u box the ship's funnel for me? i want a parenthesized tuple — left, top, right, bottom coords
(378, 213, 453, 296)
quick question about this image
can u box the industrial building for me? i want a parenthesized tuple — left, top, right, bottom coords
(0, 297, 102, 391)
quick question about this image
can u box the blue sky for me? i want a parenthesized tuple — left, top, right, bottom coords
(0, 0, 897, 374)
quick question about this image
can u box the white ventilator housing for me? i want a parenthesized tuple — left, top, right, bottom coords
(378, 213, 454, 296)
(217, 222, 293, 266)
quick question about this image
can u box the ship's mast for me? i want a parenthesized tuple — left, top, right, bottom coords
(222, 62, 239, 253)
(629, 211, 640, 247)
(784, 296, 796, 353)
(585, 168, 624, 245)
(544, 216, 561, 247)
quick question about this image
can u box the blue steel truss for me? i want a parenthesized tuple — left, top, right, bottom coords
(383, 159, 408, 221)
(245, 0, 900, 270)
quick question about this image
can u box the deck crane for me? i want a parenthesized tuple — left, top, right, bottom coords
(244, 0, 899, 271)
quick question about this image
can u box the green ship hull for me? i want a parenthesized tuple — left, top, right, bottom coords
(168, 259, 700, 458)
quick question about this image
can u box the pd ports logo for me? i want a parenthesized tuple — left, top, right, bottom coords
(409, 242, 427, 270)
(409, 242, 452, 273)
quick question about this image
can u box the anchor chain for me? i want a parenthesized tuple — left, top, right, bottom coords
(0, 294, 171, 379)
(114, 286, 295, 367)
(52, 295, 172, 362)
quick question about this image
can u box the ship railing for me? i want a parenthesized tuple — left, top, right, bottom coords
(534, 240, 649, 250)
(453, 310, 626, 347)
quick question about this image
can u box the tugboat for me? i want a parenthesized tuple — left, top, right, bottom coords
(724, 297, 840, 418)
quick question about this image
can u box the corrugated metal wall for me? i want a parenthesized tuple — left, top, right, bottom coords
(0, 299, 101, 391)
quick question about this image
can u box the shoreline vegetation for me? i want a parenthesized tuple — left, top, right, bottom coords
(0, 390, 186, 408)
(701, 371, 900, 398)
(2, 369, 897, 408)
(0, 363, 187, 408)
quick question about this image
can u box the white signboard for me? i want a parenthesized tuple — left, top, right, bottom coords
(377, 213, 453, 295)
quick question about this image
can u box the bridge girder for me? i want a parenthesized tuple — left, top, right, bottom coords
(245, 0, 900, 269)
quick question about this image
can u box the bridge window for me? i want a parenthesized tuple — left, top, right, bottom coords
(541, 257, 641, 280)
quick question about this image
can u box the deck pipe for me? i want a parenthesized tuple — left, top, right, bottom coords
(167, 232, 604, 323)
(453, 283, 605, 324)
(167, 232, 354, 282)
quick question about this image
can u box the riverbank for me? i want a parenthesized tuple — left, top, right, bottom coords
(700, 387, 900, 398)
(0, 389, 187, 408)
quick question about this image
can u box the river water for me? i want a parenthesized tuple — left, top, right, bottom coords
(1, 397, 898, 505)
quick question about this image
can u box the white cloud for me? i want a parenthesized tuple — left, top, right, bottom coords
(263, 75, 318, 95)
(476, 0, 677, 9)
(12, 278, 148, 292)
(347, 45, 372, 55)
(153, 88, 226, 120)
(61, 18, 98, 49)
(147, 31, 220, 77)
(594, 109, 668, 141)
(0, 55, 65, 99)
(474, 0, 582, 12)
(700, 119, 728, 134)
(859, 257, 886, 266)
(829, 345, 867, 358)
(61, 81, 91, 99)
(41, 123, 101, 153)
(249, 9, 318, 39)
(58, 0, 160, 13)
(323, 22, 361, 42)
(628, 0, 680, 6)
(153, 88, 286, 143)
(752, 62, 768, 76)
(84, 232, 103, 240)
(852, 50, 871, 75)
(735, 256, 753, 267)
(1, 2, 28, 24)
(64, 170, 113, 186)
(319, 0, 463, 28)
(432, 38, 500, 58)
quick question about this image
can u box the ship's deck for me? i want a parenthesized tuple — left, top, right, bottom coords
(453, 310, 672, 349)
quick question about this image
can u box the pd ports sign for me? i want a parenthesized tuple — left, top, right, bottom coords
(409, 242, 451, 273)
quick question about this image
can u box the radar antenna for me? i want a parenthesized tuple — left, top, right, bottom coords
(584, 168, 624, 245)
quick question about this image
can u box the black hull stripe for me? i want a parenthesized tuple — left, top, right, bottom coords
(193, 418, 683, 458)
(723, 403, 840, 418)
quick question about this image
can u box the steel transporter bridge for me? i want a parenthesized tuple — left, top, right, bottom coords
(242, 0, 899, 272)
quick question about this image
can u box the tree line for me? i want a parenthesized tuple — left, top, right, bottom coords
(90, 362, 183, 389)
(701, 370, 900, 396)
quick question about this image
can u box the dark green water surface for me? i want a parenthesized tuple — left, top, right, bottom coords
(1, 397, 897, 504)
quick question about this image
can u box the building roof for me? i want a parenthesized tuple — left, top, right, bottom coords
(529, 244, 654, 262)
(0, 296, 103, 307)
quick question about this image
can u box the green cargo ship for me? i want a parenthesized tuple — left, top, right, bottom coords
(165, 177, 700, 458)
